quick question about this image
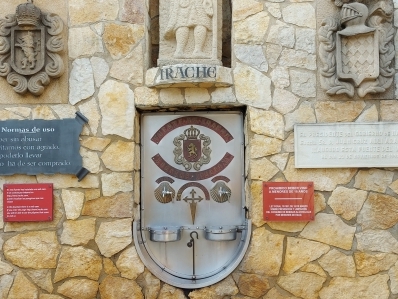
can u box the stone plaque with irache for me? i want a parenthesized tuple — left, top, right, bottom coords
(295, 123, 398, 168)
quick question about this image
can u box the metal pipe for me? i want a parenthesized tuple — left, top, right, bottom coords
(187, 231, 199, 279)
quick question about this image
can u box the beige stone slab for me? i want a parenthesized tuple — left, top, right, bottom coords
(357, 192, 398, 229)
(147, 65, 232, 87)
(249, 107, 285, 140)
(69, 0, 119, 25)
(318, 249, 356, 277)
(188, 276, 238, 298)
(319, 275, 390, 299)
(234, 11, 270, 44)
(0, 260, 13, 276)
(354, 169, 394, 193)
(389, 261, 398, 294)
(158, 284, 186, 299)
(283, 237, 330, 274)
(315, 101, 366, 123)
(61, 218, 96, 246)
(82, 192, 133, 218)
(81, 137, 111, 151)
(54, 246, 102, 282)
(116, 246, 145, 280)
(283, 157, 356, 191)
(7, 272, 38, 299)
(277, 272, 325, 299)
(26, 269, 53, 293)
(300, 263, 327, 278)
(0, 275, 14, 299)
(328, 186, 367, 220)
(237, 273, 270, 298)
(103, 258, 120, 275)
(232, 0, 263, 22)
(285, 101, 316, 132)
(4, 231, 60, 269)
(110, 44, 144, 85)
(240, 227, 284, 276)
(356, 105, 379, 123)
(300, 213, 356, 250)
(263, 287, 300, 299)
(139, 270, 161, 299)
(101, 141, 135, 172)
(95, 219, 132, 257)
(57, 279, 99, 299)
(61, 189, 85, 220)
(98, 80, 135, 139)
(103, 23, 144, 60)
(249, 180, 266, 227)
(234, 63, 271, 109)
(355, 252, 398, 277)
(356, 229, 398, 254)
(99, 276, 143, 299)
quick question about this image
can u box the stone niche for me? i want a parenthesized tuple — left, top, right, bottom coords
(317, 0, 395, 100)
(158, 0, 222, 66)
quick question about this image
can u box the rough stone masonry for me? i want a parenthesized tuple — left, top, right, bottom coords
(0, 0, 398, 298)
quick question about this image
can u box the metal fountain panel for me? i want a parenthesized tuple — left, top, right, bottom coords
(134, 112, 251, 288)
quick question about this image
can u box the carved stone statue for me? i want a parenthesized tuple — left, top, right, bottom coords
(165, 0, 213, 59)
(158, 0, 222, 66)
(319, 0, 394, 98)
(0, 2, 65, 96)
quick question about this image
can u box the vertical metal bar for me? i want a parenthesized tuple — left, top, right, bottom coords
(187, 231, 199, 280)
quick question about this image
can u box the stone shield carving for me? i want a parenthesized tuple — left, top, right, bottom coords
(319, 0, 394, 98)
(0, 2, 64, 96)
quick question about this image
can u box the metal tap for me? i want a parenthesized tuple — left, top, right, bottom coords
(162, 185, 173, 198)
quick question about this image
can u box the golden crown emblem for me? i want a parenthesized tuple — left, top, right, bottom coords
(16, 3, 41, 26)
(184, 126, 200, 139)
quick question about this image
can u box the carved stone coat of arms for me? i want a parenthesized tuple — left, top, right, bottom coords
(319, 0, 394, 98)
(0, 2, 64, 96)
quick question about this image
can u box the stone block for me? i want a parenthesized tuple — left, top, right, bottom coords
(54, 246, 102, 282)
(4, 231, 60, 269)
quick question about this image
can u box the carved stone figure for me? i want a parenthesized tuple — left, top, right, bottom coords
(164, 0, 213, 59)
(0, 1, 64, 96)
(319, 0, 394, 98)
(158, 0, 222, 66)
(15, 31, 37, 70)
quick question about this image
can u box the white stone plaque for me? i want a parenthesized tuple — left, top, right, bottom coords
(294, 123, 398, 168)
(146, 64, 232, 88)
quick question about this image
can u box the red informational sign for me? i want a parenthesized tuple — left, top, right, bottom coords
(263, 182, 314, 221)
(3, 184, 53, 222)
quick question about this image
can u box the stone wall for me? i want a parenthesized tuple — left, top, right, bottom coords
(1, 0, 398, 298)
